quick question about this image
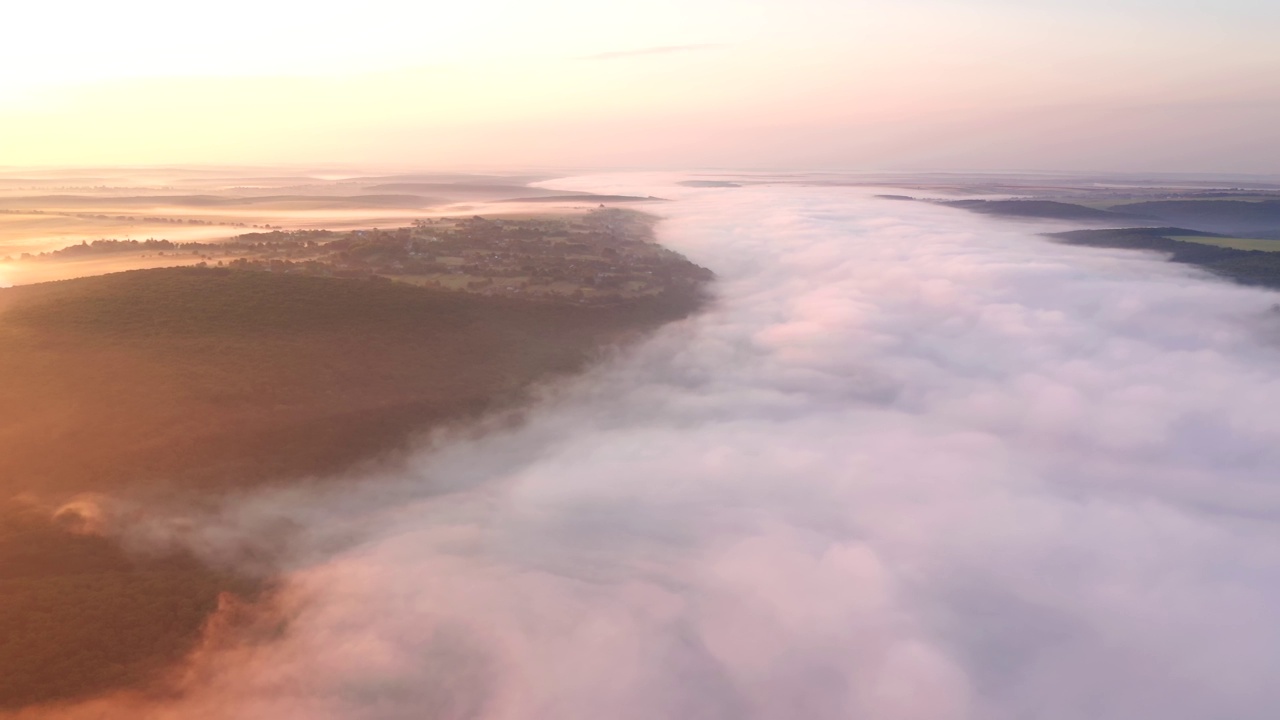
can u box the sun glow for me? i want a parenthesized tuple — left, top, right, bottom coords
(2, 0, 1278, 171)
(2, 0, 763, 90)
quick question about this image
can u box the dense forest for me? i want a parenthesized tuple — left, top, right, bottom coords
(0, 502, 260, 709)
(0, 263, 709, 709)
(942, 197, 1280, 238)
(942, 199, 1131, 221)
(1110, 200, 1280, 238)
(1047, 227, 1280, 289)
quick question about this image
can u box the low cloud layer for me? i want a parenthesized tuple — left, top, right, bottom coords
(22, 176, 1280, 719)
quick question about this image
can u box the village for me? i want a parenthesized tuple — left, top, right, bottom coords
(13, 208, 712, 305)
(289, 210, 711, 302)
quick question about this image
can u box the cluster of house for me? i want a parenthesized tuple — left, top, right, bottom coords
(222, 213, 711, 303)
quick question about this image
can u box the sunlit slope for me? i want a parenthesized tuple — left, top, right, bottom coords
(0, 267, 698, 495)
(0, 266, 704, 710)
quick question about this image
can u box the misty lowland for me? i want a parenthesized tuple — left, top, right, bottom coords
(6, 2, 1280, 713)
(0, 169, 711, 710)
(5, 167, 1280, 718)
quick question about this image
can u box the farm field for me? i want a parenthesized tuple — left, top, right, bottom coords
(1167, 235, 1280, 252)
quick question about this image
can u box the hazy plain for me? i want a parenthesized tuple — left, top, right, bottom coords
(4, 170, 1279, 719)
(0, 167, 659, 286)
(6, 167, 1280, 719)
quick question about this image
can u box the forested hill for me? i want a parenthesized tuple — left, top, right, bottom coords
(1108, 200, 1280, 238)
(0, 266, 704, 495)
(940, 197, 1280, 238)
(941, 199, 1132, 221)
(1047, 227, 1280, 289)
(0, 264, 708, 710)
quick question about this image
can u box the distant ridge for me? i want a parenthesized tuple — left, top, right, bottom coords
(364, 183, 577, 198)
(941, 199, 1135, 221)
(1047, 227, 1280, 289)
(0, 263, 709, 710)
(496, 194, 666, 203)
(1110, 200, 1280, 238)
(0, 194, 434, 209)
(945, 197, 1280, 238)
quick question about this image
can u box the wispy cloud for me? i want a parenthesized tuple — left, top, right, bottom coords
(580, 44, 722, 61)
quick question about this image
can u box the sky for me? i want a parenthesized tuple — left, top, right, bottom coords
(2, 1, 1279, 172)
(23, 175, 1280, 719)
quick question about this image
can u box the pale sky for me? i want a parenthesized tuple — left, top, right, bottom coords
(2, 0, 1278, 172)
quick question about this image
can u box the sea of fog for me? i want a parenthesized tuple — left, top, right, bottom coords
(44, 175, 1280, 720)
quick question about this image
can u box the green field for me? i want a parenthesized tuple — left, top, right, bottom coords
(1167, 235, 1280, 252)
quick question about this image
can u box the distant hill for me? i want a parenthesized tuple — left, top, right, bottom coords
(1109, 200, 1280, 238)
(349, 173, 551, 185)
(0, 194, 433, 209)
(496, 194, 665, 203)
(364, 183, 578, 199)
(1046, 227, 1280, 289)
(0, 265, 707, 710)
(941, 199, 1135, 221)
(944, 198, 1280, 239)
(0, 267, 702, 494)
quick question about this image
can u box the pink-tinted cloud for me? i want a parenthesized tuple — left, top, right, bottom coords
(16, 175, 1280, 720)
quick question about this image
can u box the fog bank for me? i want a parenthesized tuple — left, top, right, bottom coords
(24, 175, 1280, 719)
